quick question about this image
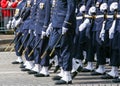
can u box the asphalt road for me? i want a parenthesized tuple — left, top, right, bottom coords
(0, 52, 120, 86)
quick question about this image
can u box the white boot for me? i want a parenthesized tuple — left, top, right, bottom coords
(85, 62, 94, 70)
(96, 65, 106, 74)
(108, 66, 119, 77)
(61, 71, 72, 82)
(71, 58, 82, 73)
(25, 61, 34, 70)
(106, 58, 110, 64)
(16, 56, 23, 63)
(49, 58, 54, 64)
(40, 66, 49, 75)
(54, 55, 59, 66)
(31, 64, 41, 72)
(57, 67, 64, 77)
(23, 61, 29, 66)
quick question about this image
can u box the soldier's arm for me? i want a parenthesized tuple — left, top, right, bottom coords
(42, 0, 51, 31)
(62, 0, 75, 29)
(21, 7, 31, 21)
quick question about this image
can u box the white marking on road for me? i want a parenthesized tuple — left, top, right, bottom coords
(0, 71, 25, 74)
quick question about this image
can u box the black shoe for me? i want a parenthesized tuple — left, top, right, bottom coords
(55, 80, 72, 85)
(81, 68, 93, 72)
(101, 74, 118, 79)
(91, 71, 106, 75)
(54, 65, 60, 73)
(12, 61, 23, 64)
(28, 70, 38, 74)
(48, 63, 53, 70)
(72, 71, 78, 79)
(77, 66, 83, 72)
(112, 78, 120, 83)
(21, 68, 30, 71)
(20, 64, 25, 68)
(52, 76, 62, 80)
(34, 73, 49, 77)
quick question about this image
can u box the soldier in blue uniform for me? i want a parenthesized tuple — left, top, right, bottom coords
(52, 0, 76, 85)
(12, 0, 27, 64)
(79, 0, 97, 72)
(71, 0, 89, 79)
(27, 0, 51, 75)
(101, 0, 120, 79)
(32, 0, 76, 84)
(20, 0, 39, 71)
(89, 0, 107, 75)
(112, 0, 120, 83)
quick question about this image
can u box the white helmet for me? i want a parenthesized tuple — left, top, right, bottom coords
(79, 5, 86, 14)
(110, 2, 118, 12)
(88, 6, 96, 15)
(100, 3, 108, 12)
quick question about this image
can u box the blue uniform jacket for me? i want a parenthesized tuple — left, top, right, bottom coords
(22, 0, 38, 31)
(34, 0, 51, 34)
(52, 0, 76, 29)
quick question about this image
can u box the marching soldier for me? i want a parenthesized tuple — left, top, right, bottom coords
(112, 0, 120, 83)
(101, 0, 120, 79)
(71, 0, 88, 79)
(52, 0, 76, 85)
(27, 0, 51, 75)
(90, 0, 107, 75)
(11, 0, 27, 64)
(79, 0, 96, 72)
(20, 0, 38, 71)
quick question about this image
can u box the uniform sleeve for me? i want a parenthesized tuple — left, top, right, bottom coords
(1, 0, 8, 8)
(21, 7, 31, 21)
(62, 0, 76, 28)
(42, 0, 51, 31)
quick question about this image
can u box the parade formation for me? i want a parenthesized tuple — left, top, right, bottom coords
(4, 0, 120, 85)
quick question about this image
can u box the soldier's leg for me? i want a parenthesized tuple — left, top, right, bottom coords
(28, 34, 42, 74)
(91, 31, 106, 75)
(101, 31, 119, 79)
(112, 32, 120, 82)
(71, 30, 87, 79)
(34, 28, 61, 77)
(12, 32, 23, 64)
(21, 31, 35, 71)
(55, 29, 74, 84)
(104, 30, 111, 64)
(82, 31, 95, 72)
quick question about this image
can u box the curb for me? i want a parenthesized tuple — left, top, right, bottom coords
(0, 39, 13, 44)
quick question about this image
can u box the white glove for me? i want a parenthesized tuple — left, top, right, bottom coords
(46, 23, 53, 37)
(79, 5, 86, 14)
(11, 17, 16, 29)
(15, 17, 22, 27)
(41, 31, 46, 39)
(109, 20, 116, 39)
(6, 20, 12, 29)
(28, 29, 31, 33)
(99, 21, 106, 41)
(79, 19, 90, 32)
(96, 2, 100, 7)
(62, 27, 68, 35)
(88, 6, 96, 15)
(110, 2, 118, 12)
(100, 3, 108, 12)
(33, 31, 36, 36)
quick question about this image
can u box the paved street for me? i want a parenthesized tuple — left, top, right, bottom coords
(0, 52, 120, 86)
